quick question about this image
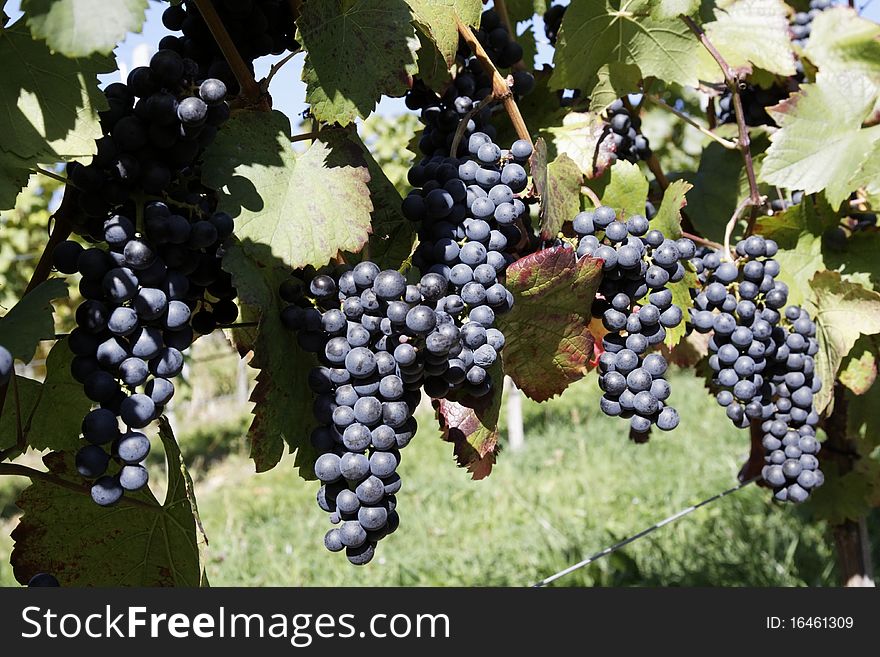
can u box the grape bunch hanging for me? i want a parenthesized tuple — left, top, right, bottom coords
(50, 2, 297, 506)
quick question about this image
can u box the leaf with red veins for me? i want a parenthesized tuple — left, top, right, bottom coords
(498, 246, 603, 402)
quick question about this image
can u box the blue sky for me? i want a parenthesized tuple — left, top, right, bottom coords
(5, 0, 880, 126)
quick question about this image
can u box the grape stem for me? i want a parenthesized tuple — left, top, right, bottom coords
(643, 95, 737, 149)
(455, 15, 532, 146)
(581, 185, 602, 208)
(30, 167, 75, 187)
(681, 231, 723, 250)
(723, 196, 755, 261)
(681, 15, 762, 223)
(450, 99, 498, 158)
(291, 130, 325, 144)
(191, 0, 267, 108)
(260, 50, 300, 93)
(0, 463, 160, 511)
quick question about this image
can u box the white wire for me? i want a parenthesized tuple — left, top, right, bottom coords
(532, 478, 758, 587)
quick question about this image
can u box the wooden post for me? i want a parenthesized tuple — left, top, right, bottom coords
(504, 376, 524, 452)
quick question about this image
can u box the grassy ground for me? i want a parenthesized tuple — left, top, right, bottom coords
(0, 370, 840, 587)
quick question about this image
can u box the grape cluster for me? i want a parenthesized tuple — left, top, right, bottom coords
(53, 200, 236, 507)
(790, 1, 838, 48)
(470, 9, 534, 95)
(605, 99, 652, 164)
(543, 4, 566, 46)
(0, 345, 12, 387)
(405, 133, 528, 397)
(576, 206, 690, 436)
(690, 235, 824, 502)
(69, 50, 230, 238)
(761, 307, 824, 502)
(161, 0, 298, 95)
(691, 236, 788, 428)
(405, 9, 533, 158)
(280, 264, 465, 564)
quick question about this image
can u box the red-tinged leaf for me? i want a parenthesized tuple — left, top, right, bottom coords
(433, 377, 502, 481)
(498, 246, 603, 402)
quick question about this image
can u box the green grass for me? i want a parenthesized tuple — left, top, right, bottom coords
(0, 370, 840, 587)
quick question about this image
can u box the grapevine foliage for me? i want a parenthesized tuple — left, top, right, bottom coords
(0, 0, 879, 583)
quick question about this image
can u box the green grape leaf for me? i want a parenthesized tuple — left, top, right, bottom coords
(754, 194, 837, 308)
(808, 271, 880, 414)
(824, 229, 880, 289)
(531, 142, 583, 240)
(221, 241, 319, 477)
(0, 278, 68, 363)
(0, 339, 91, 456)
(0, 20, 113, 160)
(684, 141, 751, 243)
(848, 371, 880, 450)
(498, 246, 603, 402)
(433, 363, 504, 480)
(804, 7, 880, 79)
(652, 0, 699, 19)
(320, 128, 414, 270)
(550, 1, 699, 99)
(543, 111, 617, 179)
(406, 0, 481, 67)
(504, 0, 547, 23)
(589, 62, 642, 112)
(665, 267, 697, 349)
(0, 151, 33, 211)
(600, 160, 649, 216)
(23, 0, 148, 57)
(651, 178, 691, 240)
(201, 110, 373, 271)
(841, 139, 880, 210)
(807, 461, 875, 526)
(298, 0, 419, 125)
(760, 71, 880, 208)
(10, 421, 200, 586)
(412, 27, 451, 90)
(838, 339, 877, 396)
(695, 0, 796, 81)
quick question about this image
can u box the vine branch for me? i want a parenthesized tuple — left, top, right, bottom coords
(291, 130, 323, 144)
(0, 463, 159, 511)
(455, 16, 532, 146)
(644, 95, 737, 149)
(192, 0, 265, 107)
(681, 231, 723, 251)
(30, 167, 73, 187)
(681, 15, 762, 220)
